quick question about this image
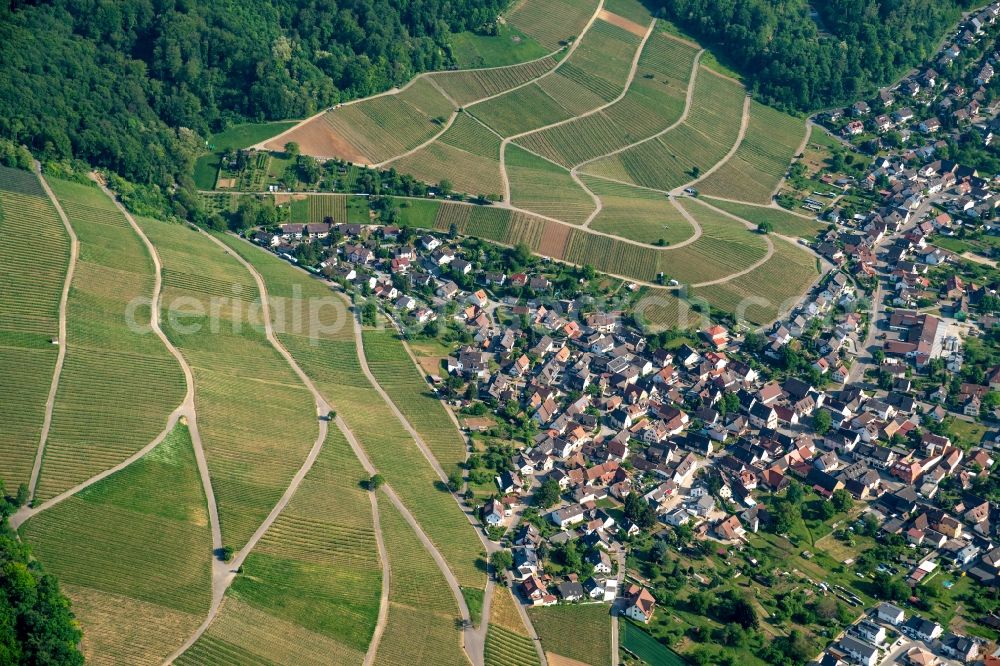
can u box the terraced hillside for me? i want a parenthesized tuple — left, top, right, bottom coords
(35, 179, 186, 501)
(0, 166, 70, 489)
(138, 217, 317, 550)
(173, 428, 381, 665)
(218, 233, 487, 591)
(254, 0, 824, 323)
(21, 424, 211, 665)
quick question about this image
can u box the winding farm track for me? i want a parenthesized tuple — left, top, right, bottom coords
(26, 162, 79, 499)
(364, 490, 392, 666)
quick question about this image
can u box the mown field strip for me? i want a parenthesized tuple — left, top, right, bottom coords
(373, 492, 470, 666)
(35, 179, 186, 501)
(0, 166, 70, 489)
(219, 234, 487, 590)
(139, 217, 317, 549)
(174, 427, 382, 665)
(21, 423, 212, 665)
(361, 327, 468, 472)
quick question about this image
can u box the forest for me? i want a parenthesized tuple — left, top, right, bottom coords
(656, 0, 977, 111)
(0, 0, 506, 186)
(0, 483, 83, 665)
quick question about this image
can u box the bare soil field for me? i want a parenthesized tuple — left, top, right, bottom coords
(597, 9, 646, 37)
(264, 116, 371, 164)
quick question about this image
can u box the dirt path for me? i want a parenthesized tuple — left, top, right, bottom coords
(670, 94, 751, 195)
(364, 489, 391, 666)
(27, 163, 79, 500)
(167, 230, 334, 662)
(766, 118, 813, 203)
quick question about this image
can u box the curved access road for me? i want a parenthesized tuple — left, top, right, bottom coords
(27, 163, 79, 500)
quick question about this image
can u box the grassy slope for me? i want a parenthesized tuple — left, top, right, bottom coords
(176, 427, 382, 665)
(139, 217, 316, 549)
(21, 423, 211, 665)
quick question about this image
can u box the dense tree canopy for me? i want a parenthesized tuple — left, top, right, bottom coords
(0, 0, 507, 186)
(0, 484, 83, 665)
(657, 0, 974, 111)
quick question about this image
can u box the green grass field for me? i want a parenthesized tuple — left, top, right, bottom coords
(22, 423, 211, 664)
(175, 427, 381, 665)
(194, 121, 300, 189)
(581, 176, 695, 244)
(702, 198, 825, 240)
(0, 166, 70, 489)
(390, 113, 504, 197)
(514, 31, 698, 167)
(697, 101, 807, 203)
(219, 234, 487, 590)
(450, 23, 549, 68)
(507, 145, 595, 224)
(693, 234, 819, 324)
(36, 179, 186, 501)
(374, 492, 469, 666)
(621, 620, 686, 666)
(323, 78, 455, 164)
(139, 217, 317, 550)
(362, 327, 467, 472)
(529, 604, 611, 665)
